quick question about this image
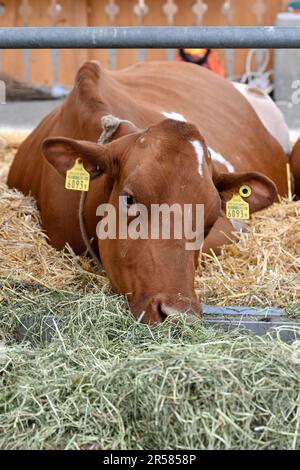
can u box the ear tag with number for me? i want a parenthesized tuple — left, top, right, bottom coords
(226, 193, 250, 220)
(65, 158, 90, 192)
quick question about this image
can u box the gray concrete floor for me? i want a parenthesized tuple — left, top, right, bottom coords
(0, 100, 63, 131)
(1, 99, 300, 144)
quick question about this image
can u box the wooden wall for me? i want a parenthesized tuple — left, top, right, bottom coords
(0, 0, 291, 86)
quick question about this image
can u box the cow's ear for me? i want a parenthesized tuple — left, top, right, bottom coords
(214, 171, 278, 213)
(43, 137, 114, 179)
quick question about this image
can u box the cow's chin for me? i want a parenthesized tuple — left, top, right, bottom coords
(129, 293, 203, 325)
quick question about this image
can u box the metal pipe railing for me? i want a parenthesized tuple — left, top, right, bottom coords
(0, 26, 300, 49)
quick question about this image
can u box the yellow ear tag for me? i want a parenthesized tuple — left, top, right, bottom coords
(226, 194, 250, 220)
(65, 158, 90, 192)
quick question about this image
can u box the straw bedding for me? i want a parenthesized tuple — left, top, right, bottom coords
(0, 134, 300, 450)
(0, 133, 106, 293)
(196, 202, 300, 315)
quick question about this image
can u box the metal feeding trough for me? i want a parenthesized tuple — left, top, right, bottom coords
(10, 279, 300, 345)
(16, 305, 300, 346)
(203, 305, 300, 343)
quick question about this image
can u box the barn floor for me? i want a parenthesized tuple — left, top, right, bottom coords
(1, 100, 300, 142)
(0, 100, 62, 132)
(0, 133, 300, 450)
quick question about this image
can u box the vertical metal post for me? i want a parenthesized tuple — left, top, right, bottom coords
(253, 0, 267, 70)
(162, 0, 178, 61)
(223, 0, 235, 79)
(47, 0, 62, 88)
(18, 0, 32, 82)
(0, 2, 5, 69)
(134, 0, 149, 62)
(105, 0, 120, 70)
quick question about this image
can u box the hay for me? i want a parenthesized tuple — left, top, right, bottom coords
(1, 135, 300, 450)
(1, 288, 300, 450)
(0, 134, 105, 292)
(0, 184, 106, 292)
(196, 201, 300, 316)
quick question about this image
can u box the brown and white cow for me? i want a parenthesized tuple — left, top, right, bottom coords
(8, 60, 291, 323)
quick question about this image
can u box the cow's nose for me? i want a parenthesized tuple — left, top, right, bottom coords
(137, 296, 202, 324)
(159, 302, 202, 324)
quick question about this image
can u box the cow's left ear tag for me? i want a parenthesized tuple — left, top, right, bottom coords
(226, 194, 249, 220)
(65, 158, 90, 192)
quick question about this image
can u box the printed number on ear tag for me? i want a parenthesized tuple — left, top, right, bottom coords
(226, 194, 250, 221)
(65, 158, 90, 192)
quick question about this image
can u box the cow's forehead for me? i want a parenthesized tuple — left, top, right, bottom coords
(123, 123, 208, 196)
(123, 156, 205, 206)
(155, 120, 207, 172)
(117, 119, 209, 192)
(152, 118, 201, 140)
(135, 118, 205, 157)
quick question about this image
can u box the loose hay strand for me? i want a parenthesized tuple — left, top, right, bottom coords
(286, 162, 293, 202)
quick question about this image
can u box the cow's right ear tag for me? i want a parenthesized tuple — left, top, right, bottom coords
(65, 158, 90, 192)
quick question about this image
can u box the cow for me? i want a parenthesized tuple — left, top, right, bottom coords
(290, 138, 300, 197)
(7, 60, 291, 324)
(232, 82, 291, 156)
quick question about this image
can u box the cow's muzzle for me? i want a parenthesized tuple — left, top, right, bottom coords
(135, 294, 202, 325)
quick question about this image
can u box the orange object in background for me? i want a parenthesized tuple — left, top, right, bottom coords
(177, 48, 225, 78)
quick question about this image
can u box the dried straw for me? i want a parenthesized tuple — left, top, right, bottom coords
(197, 200, 300, 314)
(0, 134, 105, 292)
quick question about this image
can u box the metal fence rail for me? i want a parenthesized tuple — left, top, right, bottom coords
(1, 26, 300, 49)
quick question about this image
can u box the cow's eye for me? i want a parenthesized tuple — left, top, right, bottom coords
(121, 192, 136, 208)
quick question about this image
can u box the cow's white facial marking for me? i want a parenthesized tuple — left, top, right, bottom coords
(162, 112, 187, 122)
(208, 147, 235, 173)
(160, 112, 236, 175)
(190, 140, 204, 177)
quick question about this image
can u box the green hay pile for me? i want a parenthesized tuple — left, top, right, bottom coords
(1, 285, 300, 450)
(1, 135, 300, 449)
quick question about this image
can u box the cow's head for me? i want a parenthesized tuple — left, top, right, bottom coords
(43, 119, 277, 324)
